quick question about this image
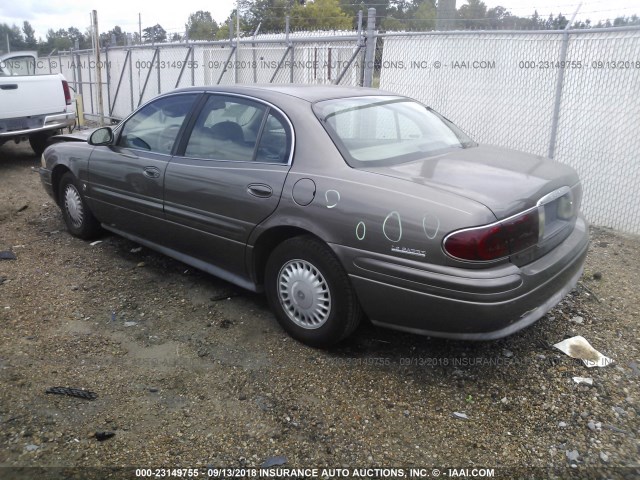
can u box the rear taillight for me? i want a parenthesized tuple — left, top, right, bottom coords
(443, 209, 540, 262)
(62, 80, 72, 105)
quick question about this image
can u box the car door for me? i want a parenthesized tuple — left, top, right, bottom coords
(163, 93, 293, 277)
(87, 93, 198, 239)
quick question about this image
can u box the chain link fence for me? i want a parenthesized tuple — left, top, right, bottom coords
(379, 27, 640, 234)
(38, 32, 366, 121)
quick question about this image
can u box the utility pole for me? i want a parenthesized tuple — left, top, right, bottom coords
(90, 13, 95, 51)
(92, 10, 105, 126)
(139, 13, 142, 45)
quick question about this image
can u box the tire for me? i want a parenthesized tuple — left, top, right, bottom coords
(29, 131, 56, 156)
(265, 235, 362, 347)
(58, 172, 101, 239)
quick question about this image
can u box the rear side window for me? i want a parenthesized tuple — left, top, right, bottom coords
(184, 94, 291, 164)
(255, 112, 291, 164)
(313, 96, 475, 167)
(185, 95, 265, 162)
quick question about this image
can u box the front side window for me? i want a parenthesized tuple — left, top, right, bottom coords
(118, 94, 197, 154)
(313, 96, 475, 167)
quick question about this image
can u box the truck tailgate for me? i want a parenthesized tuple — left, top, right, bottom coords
(0, 74, 66, 118)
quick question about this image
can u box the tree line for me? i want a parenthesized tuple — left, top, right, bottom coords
(1, 0, 639, 55)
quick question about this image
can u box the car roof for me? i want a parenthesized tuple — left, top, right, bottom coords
(172, 84, 401, 103)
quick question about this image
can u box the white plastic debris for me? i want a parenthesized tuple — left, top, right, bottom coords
(553, 336, 613, 368)
(452, 412, 469, 420)
(130, 247, 142, 253)
(573, 377, 594, 385)
(566, 450, 579, 462)
(124, 321, 137, 327)
(89, 240, 103, 246)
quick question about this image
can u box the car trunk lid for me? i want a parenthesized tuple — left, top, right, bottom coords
(361, 145, 582, 265)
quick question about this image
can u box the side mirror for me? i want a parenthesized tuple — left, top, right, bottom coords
(88, 127, 114, 146)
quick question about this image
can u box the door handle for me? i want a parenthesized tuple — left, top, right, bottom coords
(0, 84, 18, 90)
(143, 166, 161, 179)
(119, 152, 139, 159)
(247, 183, 273, 198)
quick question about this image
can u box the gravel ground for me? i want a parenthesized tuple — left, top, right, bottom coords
(0, 141, 639, 480)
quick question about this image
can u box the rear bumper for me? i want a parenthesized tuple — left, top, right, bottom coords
(0, 112, 75, 138)
(332, 215, 589, 340)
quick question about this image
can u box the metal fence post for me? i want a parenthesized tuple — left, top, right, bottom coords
(252, 23, 262, 84)
(76, 53, 83, 102)
(105, 46, 112, 117)
(157, 47, 161, 94)
(548, 28, 570, 159)
(190, 46, 195, 86)
(286, 16, 293, 83)
(363, 8, 376, 87)
(129, 50, 134, 112)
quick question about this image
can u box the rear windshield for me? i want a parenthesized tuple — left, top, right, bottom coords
(313, 96, 475, 167)
(0, 56, 36, 76)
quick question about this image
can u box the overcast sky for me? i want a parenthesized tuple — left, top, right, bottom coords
(1, 0, 638, 41)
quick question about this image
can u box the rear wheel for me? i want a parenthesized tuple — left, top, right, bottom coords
(29, 131, 56, 156)
(265, 236, 362, 347)
(58, 172, 101, 239)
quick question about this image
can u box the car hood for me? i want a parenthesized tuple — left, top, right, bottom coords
(52, 128, 97, 143)
(360, 144, 580, 219)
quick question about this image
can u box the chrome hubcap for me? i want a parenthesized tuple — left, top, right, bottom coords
(278, 259, 331, 329)
(63, 184, 84, 229)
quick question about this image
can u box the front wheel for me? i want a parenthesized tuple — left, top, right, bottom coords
(58, 172, 101, 239)
(265, 236, 362, 347)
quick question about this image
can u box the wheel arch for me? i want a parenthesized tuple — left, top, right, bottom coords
(51, 164, 72, 205)
(250, 225, 326, 287)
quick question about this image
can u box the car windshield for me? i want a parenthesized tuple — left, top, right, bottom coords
(313, 96, 476, 167)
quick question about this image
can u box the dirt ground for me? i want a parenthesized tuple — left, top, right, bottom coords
(0, 141, 638, 479)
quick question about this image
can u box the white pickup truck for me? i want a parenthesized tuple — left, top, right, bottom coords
(0, 51, 76, 155)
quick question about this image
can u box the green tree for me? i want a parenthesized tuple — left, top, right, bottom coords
(45, 28, 72, 51)
(216, 23, 231, 40)
(485, 6, 511, 29)
(290, 0, 352, 30)
(101, 26, 126, 47)
(143, 24, 167, 43)
(0, 23, 26, 53)
(340, 0, 391, 19)
(413, 0, 436, 30)
(544, 13, 568, 30)
(381, 16, 405, 31)
(613, 15, 640, 26)
(186, 11, 219, 40)
(241, 0, 291, 33)
(22, 21, 37, 48)
(457, 0, 488, 29)
(215, 8, 251, 39)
